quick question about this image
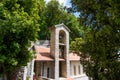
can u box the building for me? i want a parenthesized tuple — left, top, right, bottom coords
(33, 24, 89, 80)
(0, 24, 88, 80)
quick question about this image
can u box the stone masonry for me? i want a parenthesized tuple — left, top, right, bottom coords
(50, 23, 70, 80)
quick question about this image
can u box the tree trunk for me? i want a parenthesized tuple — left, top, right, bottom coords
(3, 74, 7, 80)
(2, 65, 7, 80)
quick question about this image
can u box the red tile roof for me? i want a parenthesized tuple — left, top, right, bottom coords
(35, 46, 80, 61)
(35, 46, 53, 61)
(69, 53, 80, 61)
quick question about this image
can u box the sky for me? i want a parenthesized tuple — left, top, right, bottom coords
(45, 0, 71, 7)
(45, 0, 80, 17)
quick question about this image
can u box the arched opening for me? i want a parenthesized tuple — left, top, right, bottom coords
(74, 66, 76, 75)
(59, 30, 67, 78)
(78, 65, 81, 75)
(59, 30, 66, 58)
(47, 68, 49, 78)
(59, 30, 66, 44)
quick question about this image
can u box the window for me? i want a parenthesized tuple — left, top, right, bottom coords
(47, 68, 49, 78)
(78, 65, 81, 74)
(74, 66, 76, 75)
(42, 62, 45, 76)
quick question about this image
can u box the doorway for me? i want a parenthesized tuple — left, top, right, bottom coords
(59, 62, 62, 77)
(47, 68, 49, 78)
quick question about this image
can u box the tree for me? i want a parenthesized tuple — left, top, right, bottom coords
(0, 0, 41, 79)
(71, 0, 120, 80)
(38, 0, 83, 41)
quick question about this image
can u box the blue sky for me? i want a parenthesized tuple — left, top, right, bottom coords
(65, 0, 71, 7)
(45, 0, 71, 7)
(45, 0, 79, 17)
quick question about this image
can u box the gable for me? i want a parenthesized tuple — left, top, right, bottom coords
(54, 23, 70, 32)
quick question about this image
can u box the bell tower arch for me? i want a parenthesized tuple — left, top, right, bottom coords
(59, 30, 66, 58)
(50, 23, 70, 80)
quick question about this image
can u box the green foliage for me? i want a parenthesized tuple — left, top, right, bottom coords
(71, 0, 120, 80)
(0, 0, 40, 75)
(70, 38, 85, 53)
(63, 13, 84, 41)
(38, 0, 83, 41)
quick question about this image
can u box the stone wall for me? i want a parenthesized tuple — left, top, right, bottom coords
(50, 24, 70, 80)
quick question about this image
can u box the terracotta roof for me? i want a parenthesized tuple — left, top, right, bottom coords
(69, 53, 80, 61)
(35, 46, 53, 61)
(35, 46, 80, 61)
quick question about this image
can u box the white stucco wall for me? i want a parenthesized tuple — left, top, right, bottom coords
(23, 59, 34, 80)
(70, 61, 89, 80)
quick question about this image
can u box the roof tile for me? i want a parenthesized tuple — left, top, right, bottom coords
(35, 46, 80, 61)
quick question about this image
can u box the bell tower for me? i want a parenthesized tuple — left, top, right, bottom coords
(50, 23, 70, 80)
